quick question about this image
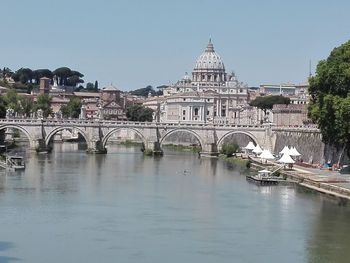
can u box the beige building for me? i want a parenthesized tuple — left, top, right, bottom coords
(149, 39, 252, 124)
(272, 104, 309, 126)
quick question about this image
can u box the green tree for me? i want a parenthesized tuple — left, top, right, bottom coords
(309, 40, 350, 157)
(12, 68, 33, 84)
(0, 96, 7, 118)
(35, 94, 52, 117)
(32, 69, 53, 84)
(130, 85, 155, 97)
(4, 89, 21, 112)
(126, 105, 153, 122)
(249, 95, 290, 114)
(66, 75, 84, 86)
(94, 80, 98, 90)
(220, 142, 240, 157)
(86, 82, 95, 91)
(53, 67, 72, 86)
(18, 97, 34, 117)
(60, 97, 82, 118)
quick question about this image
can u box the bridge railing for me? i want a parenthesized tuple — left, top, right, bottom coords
(0, 118, 320, 131)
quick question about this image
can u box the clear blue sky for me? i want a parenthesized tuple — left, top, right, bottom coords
(1, 0, 350, 90)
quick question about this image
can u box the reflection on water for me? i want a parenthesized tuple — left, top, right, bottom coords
(0, 143, 349, 263)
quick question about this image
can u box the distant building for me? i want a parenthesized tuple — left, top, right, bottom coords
(149, 39, 252, 124)
(272, 104, 309, 126)
(39, 77, 50, 94)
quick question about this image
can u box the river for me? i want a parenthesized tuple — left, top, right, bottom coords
(0, 143, 349, 263)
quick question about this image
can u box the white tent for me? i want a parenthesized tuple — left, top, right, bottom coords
(245, 141, 256, 150)
(279, 146, 290, 155)
(252, 144, 263, 154)
(289, 147, 301, 157)
(277, 153, 295, 164)
(258, 149, 275, 160)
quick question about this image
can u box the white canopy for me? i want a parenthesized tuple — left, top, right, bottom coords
(258, 149, 275, 160)
(279, 146, 290, 155)
(252, 144, 263, 154)
(245, 141, 256, 150)
(277, 153, 295, 164)
(289, 147, 301, 157)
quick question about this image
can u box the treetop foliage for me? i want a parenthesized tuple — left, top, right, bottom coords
(126, 105, 153, 122)
(308, 40, 350, 157)
(249, 95, 290, 112)
(130, 85, 163, 97)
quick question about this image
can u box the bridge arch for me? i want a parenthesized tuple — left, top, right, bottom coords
(102, 127, 146, 148)
(0, 124, 33, 142)
(217, 131, 259, 150)
(160, 128, 204, 149)
(45, 126, 89, 145)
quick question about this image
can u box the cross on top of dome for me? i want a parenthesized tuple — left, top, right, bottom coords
(205, 38, 214, 52)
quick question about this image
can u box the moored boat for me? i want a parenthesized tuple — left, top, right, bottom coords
(246, 169, 285, 185)
(0, 155, 25, 171)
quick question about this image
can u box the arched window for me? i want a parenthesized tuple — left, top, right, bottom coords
(194, 108, 199, 116)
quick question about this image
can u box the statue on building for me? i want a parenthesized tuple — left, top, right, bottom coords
(6, 108, 14, 119)
(55, 111, 62, 119)
(97, 105, 104, 120)
(79, 105, 86, 119)
(37, 109, 43, 119)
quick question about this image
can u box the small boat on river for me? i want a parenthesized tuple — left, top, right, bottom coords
(246, 169, 286, 185)
(0, 155, 25, 171)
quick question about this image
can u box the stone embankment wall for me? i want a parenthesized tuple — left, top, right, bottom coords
(273, 130, 348, 165)
(274, 131, 324, 164)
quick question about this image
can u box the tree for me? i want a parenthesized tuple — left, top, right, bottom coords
(4, 89, 21, 112)
(12, 68, 33, 84)
(18, 97, 34, 117)
(32, 69, 53, 84)
(126, 105, 153, 122)
(66, 75, 84, 86)
(53, 67, 72, 86)
(35, 94, 52, 117)
(220, 142, 240, 157)
(0, 96, 7, 118)
(60, 97, 82, 118)
(309, 40, 350, 158)
(86, 82, 95, 91)
(249, 95, 290, 114)
(130, 85, 155, 97)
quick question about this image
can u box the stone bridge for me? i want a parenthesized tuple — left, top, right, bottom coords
(0, 118, 320, 156)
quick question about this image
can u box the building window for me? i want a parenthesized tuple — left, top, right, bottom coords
(222, 110, 226, 117)
(183, 98, 186, 101)
(194, 108, 199, 116)
(183, 110, 186, 115)
(207, 110, 210, 115)
(183, 117, 185, 120)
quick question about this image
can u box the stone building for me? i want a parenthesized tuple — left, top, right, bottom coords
(272, 104, 309, 126)
(152, 39, 251, 124)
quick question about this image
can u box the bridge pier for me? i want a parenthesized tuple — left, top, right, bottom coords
(32, 139, 52, 153)
(200, 143, 219, 157)
(143, 141, 163, 156)
(86, 140, 107, 154)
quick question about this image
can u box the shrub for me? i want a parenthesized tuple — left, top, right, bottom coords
(220, 142, 240, 157)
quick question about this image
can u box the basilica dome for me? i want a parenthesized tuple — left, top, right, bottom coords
(192, 39, 227, 84)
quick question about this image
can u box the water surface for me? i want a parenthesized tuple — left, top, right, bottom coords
(0, 143, 349, 263)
